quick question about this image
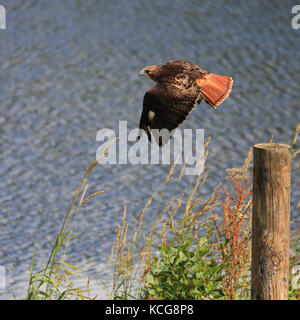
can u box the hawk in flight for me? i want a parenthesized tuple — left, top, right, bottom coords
(139, 60, 233, 146)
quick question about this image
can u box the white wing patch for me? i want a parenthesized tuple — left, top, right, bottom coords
(148, 110, 156, 122)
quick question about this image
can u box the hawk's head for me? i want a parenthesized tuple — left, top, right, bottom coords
(140, 64, 181, 82)
(140, 65, 162, 81)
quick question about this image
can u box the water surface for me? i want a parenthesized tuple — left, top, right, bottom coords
(0, 0, 299, 298)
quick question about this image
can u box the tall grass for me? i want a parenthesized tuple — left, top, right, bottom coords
(26, 140, 115, 300)
(25, 125, 300, 300)
(109, 126, 300, 300)
(108, 138, 254, 299)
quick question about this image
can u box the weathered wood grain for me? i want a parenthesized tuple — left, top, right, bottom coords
(251, 143, 291, 300)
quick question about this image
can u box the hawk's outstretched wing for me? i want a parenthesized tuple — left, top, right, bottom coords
(139, 84, 201, 146)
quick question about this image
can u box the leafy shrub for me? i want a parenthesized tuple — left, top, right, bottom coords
(141, 237, 225, 300)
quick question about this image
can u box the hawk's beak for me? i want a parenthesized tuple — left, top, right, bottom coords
(140, 68, 151, 79)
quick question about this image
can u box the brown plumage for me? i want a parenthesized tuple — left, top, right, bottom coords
(139, 60, 233, 146)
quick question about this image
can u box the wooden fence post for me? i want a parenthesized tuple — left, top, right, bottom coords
(251, 143, 291, 300)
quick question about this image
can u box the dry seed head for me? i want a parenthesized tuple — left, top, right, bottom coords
(162, 196, 175, 216)
(166, 154, 180, 184)
(80, 190, 104, 206)
(292, 149, 300, 159)
(293, 123, 300, 146)
(226, 147, 252, 180)
(178, 158, 188, 182)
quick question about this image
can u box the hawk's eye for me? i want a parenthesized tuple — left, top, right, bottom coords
(145, 70, 150, 74)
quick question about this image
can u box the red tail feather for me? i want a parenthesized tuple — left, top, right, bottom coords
(196, 73, 233, 109)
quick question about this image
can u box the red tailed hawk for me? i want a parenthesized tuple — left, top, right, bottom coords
(139, 60, 233, 146)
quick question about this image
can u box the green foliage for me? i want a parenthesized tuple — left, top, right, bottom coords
(289, 231, 300, 300)
(26, 256, 87, 300)
(141, 237, 226, 300)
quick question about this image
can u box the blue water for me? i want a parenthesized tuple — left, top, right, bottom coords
(0, 0, 299, 298)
